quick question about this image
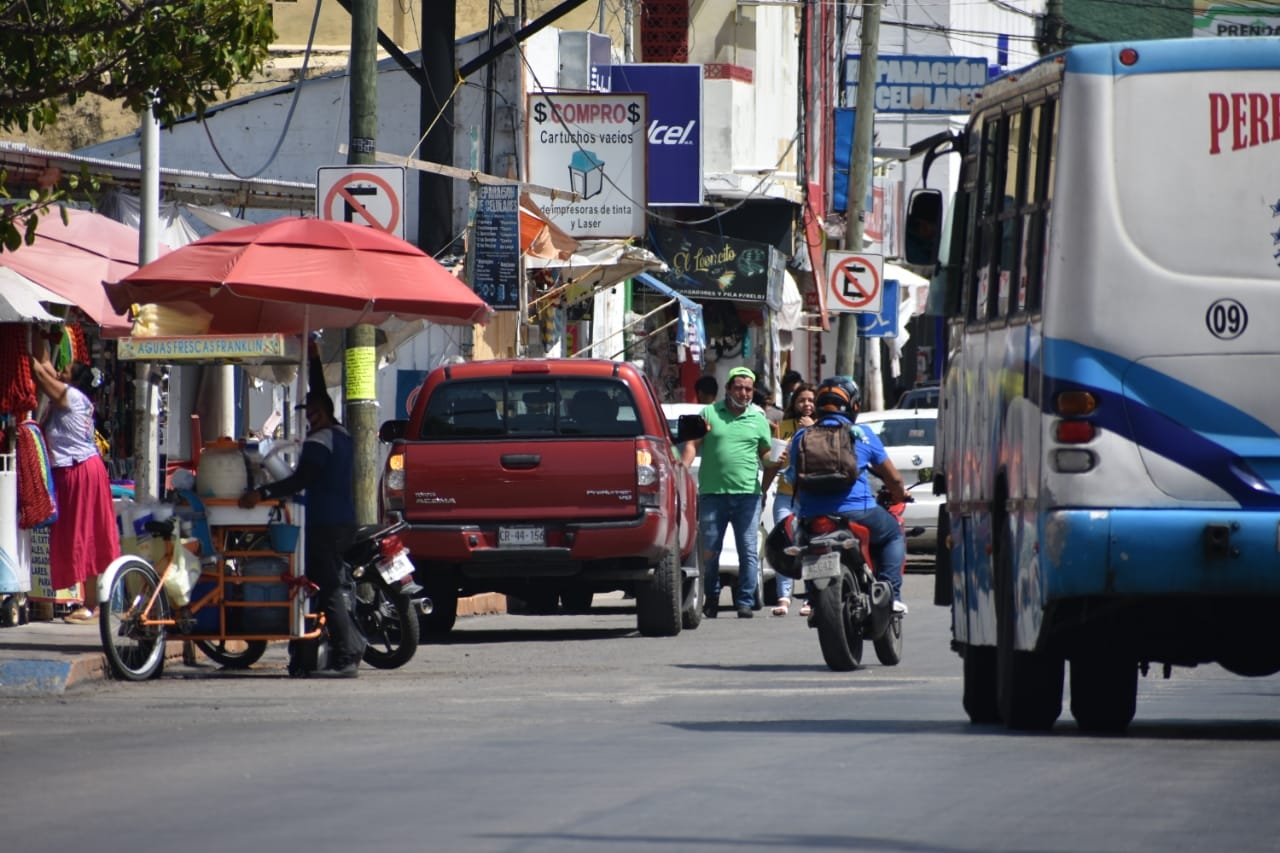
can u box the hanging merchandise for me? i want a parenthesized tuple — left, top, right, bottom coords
(15, 419, 57, 529)
(55, 322, 90, 372)
(0, 324, 38, 415)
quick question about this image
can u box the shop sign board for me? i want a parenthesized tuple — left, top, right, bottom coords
(844, 55, 989, 114)
(609, 64, 704, 206)
(650, 225, 774, 303)
(117, 334, 301, 362)
(316, 165, 406, 239)
(826, 251, 884, 313)
(471, 183, 521, 310)
(526, 92, 648, 238)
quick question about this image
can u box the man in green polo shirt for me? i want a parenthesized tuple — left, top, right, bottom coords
(682, 366, 775, 618)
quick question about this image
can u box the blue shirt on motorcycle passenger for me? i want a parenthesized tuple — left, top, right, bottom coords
(784, 412, 887, 517)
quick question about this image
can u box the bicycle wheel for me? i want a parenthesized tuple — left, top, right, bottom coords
(99, 558, 169, 681)
(195, 639, 268, 669)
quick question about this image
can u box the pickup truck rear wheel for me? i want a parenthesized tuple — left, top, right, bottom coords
(636, 552, 682, 637)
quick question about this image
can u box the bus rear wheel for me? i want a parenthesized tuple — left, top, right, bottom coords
(1070, 655, 1137, 734)
(994, 522, 1063, 730)
(963, 645, 999, 724)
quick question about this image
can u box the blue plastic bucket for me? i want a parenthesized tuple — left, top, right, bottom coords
(268, 522, 301, 553)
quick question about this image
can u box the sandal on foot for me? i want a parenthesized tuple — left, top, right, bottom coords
(771, 598, 790, 617)
(63, 607, 96, 623)
(798, 602, 812, 617)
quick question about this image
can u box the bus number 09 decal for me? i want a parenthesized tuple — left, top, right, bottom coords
(1206, 298, 1248, 340)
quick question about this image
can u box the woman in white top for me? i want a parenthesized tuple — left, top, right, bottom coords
(30, 331, 119, 622)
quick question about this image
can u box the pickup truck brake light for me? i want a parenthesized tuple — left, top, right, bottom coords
(383, 449, 406, 511)
(635, 440, 660, 507)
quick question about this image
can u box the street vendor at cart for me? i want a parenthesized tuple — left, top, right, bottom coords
(238, 351, 364, 678)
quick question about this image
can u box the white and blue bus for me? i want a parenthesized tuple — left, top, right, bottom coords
(906, 37, 1280, 732)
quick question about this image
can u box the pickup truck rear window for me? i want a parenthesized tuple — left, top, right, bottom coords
(418, 379, 644, 440)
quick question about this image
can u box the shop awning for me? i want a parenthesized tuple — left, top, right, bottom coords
(634, 273, 707, 357)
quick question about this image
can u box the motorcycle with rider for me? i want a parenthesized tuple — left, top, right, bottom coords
(765, 376, 912, 671)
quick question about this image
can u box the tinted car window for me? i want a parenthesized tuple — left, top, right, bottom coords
(420, 378, 641, 439)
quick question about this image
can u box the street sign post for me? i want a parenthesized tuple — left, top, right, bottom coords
(825, 251, 884, 313)
(317, 165, 406, 239)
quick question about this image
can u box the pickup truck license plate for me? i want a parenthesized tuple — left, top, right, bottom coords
(800, 552, 841, 580)
(377, 552, 415, 585)
(499, 526, 545, 548)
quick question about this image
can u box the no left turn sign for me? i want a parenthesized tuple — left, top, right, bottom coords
(317, 165, 406, 239)
(825, 251, 884, 313)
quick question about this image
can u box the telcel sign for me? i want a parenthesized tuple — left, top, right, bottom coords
(844, 55, 989, 114)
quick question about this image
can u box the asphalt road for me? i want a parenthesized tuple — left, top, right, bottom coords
(3, 573, 1280, 852)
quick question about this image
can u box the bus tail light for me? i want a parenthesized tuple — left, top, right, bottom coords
(1055, 391, 1097, 416)
(1056, 420, 1096, 444)
(1053, 449, 1096, 473)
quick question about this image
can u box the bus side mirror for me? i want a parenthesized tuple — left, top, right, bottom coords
(904, 189, 943, 266)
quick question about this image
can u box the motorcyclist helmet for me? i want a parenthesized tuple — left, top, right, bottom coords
(814, 376, 860, 416)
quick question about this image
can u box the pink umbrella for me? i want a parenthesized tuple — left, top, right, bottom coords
(105, 216, 491, 334)
(1, 207, 167, 333)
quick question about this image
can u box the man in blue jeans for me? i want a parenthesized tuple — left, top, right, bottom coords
(787, 376, 910, 610)
(682, 366, 777, 618)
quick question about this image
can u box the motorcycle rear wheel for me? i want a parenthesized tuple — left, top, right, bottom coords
(813, 567, 862, 671)
(359, 582, 420, 669)
(873, 614, 903, 666)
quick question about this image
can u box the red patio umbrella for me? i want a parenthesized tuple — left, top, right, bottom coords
(1, 207, 168, 333)
(105, 216, 491, 334)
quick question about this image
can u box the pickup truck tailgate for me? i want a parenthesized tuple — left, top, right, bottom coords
(403, 439, 639, 522)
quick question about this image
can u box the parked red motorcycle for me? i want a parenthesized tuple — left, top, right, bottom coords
(766, 487, 920, 672)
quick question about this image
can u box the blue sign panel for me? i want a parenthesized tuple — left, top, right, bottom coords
(844, 55, 989, 114)
(472, 183, 520, 310)
(832, 108, 874, 214)
(857, 280, 900, 338)
(610, 64, 703, 206)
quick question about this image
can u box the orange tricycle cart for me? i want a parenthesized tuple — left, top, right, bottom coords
(98, 488, 316, 681)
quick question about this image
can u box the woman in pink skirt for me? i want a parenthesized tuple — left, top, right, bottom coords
(30, 332, 119, 622)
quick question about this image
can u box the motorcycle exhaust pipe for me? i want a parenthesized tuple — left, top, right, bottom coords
(413, 596, 434, 616)
(870, 581, 892, 609)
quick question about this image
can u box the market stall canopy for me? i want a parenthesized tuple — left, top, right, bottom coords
(105, 216, 493, 335)
(520, 193, 577, 260)
(0, 267, 72, 323)
(525, 240, 666, 308)
(0, 207, 168, 333)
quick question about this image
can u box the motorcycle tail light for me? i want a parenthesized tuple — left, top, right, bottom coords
(379, 535, 404, 559)
(808, 516, 838, 535)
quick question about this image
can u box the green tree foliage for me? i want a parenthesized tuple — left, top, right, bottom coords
(0, 0, 276, 246)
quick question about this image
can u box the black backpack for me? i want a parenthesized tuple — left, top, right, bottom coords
(794, 421, 863, 495)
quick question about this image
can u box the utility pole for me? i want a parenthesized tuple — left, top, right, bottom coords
(837, 0, 881, 382)
(347, 0, 379, 526)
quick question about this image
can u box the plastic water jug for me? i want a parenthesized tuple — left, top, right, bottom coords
(195, 439, 249, 498)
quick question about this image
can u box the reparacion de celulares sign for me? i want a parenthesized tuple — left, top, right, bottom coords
(844, 55, 990, 114)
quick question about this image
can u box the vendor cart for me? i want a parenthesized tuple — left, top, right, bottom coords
(96, 333, 314, 679)
(97, 489, 315, 680)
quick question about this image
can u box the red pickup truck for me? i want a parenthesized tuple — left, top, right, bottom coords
(379, 358, 707, 637)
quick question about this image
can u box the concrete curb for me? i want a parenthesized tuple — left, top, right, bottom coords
(0, 595, 507, 697)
